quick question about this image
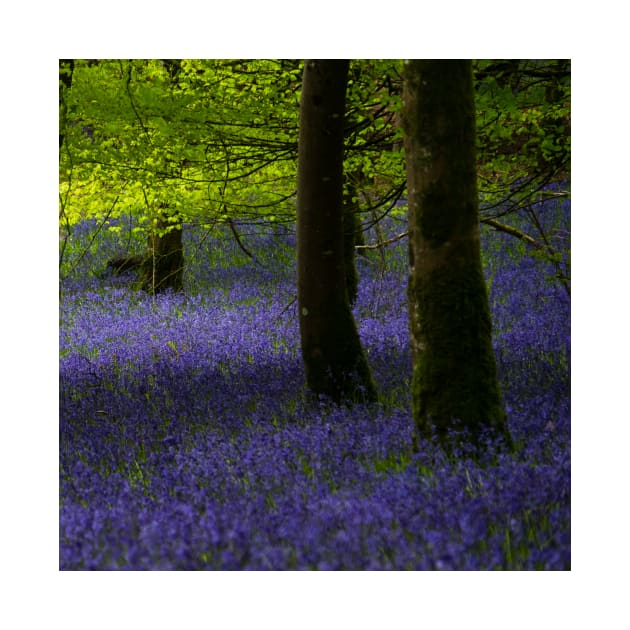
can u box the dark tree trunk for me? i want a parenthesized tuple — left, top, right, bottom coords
(141, 209, 184, 293)
(140, 61, 186, 295)
(297, 59, 377, 404)
(402, 59, 511, 451)
(59, 59, 74, 149)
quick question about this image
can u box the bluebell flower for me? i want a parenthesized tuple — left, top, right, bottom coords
(60, 200, 570, 570)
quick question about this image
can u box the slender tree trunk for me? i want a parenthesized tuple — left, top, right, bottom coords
(297, 59, 377, 404)
(59, 59, 74, 150)
(59, 59, 75, 269)
(402, 60, 511, 451)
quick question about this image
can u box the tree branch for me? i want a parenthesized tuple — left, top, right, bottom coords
(354, 217, 548, 251)
(354, 231, 408, 250)
(227, 218, 256, 260)
(480, 217, 542, 249)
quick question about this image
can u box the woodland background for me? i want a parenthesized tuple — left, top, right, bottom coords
(3, 3, 629, 627)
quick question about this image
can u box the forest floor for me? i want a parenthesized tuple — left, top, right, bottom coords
(59, 199, 570, 569)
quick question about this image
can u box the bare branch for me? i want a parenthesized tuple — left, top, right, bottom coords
(480, 217, 542, 249)
(355, 231, 408, 250)
(354, 217, 549, 252)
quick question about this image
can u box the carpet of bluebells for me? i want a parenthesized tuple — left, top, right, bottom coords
(59, 196, 570, 570)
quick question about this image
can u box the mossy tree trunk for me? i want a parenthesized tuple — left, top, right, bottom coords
(141, 208, 184, 293)
(402, 59, 511, 451)
(297, 59, 377, 404)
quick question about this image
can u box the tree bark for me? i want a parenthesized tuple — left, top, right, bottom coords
(141, 207, 184, 293)
(402, 60, 511, 451)
(297, 59, 377, 404)
(140, 61, 185, 294)
(59, 59, 74, 150)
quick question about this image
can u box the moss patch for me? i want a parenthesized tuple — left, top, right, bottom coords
(409, 247, 511, 449)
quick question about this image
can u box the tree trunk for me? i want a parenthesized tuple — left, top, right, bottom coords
(141, 61, 186, 295)
(59, 59, 74, 150)
(141, 208, 184, 293)
(297, 59, 377, 404)
(402, 60, 511, 451)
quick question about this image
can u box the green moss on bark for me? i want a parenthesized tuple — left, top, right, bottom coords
(403, 60, 512, 453)
(409, 248, 508, 447)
